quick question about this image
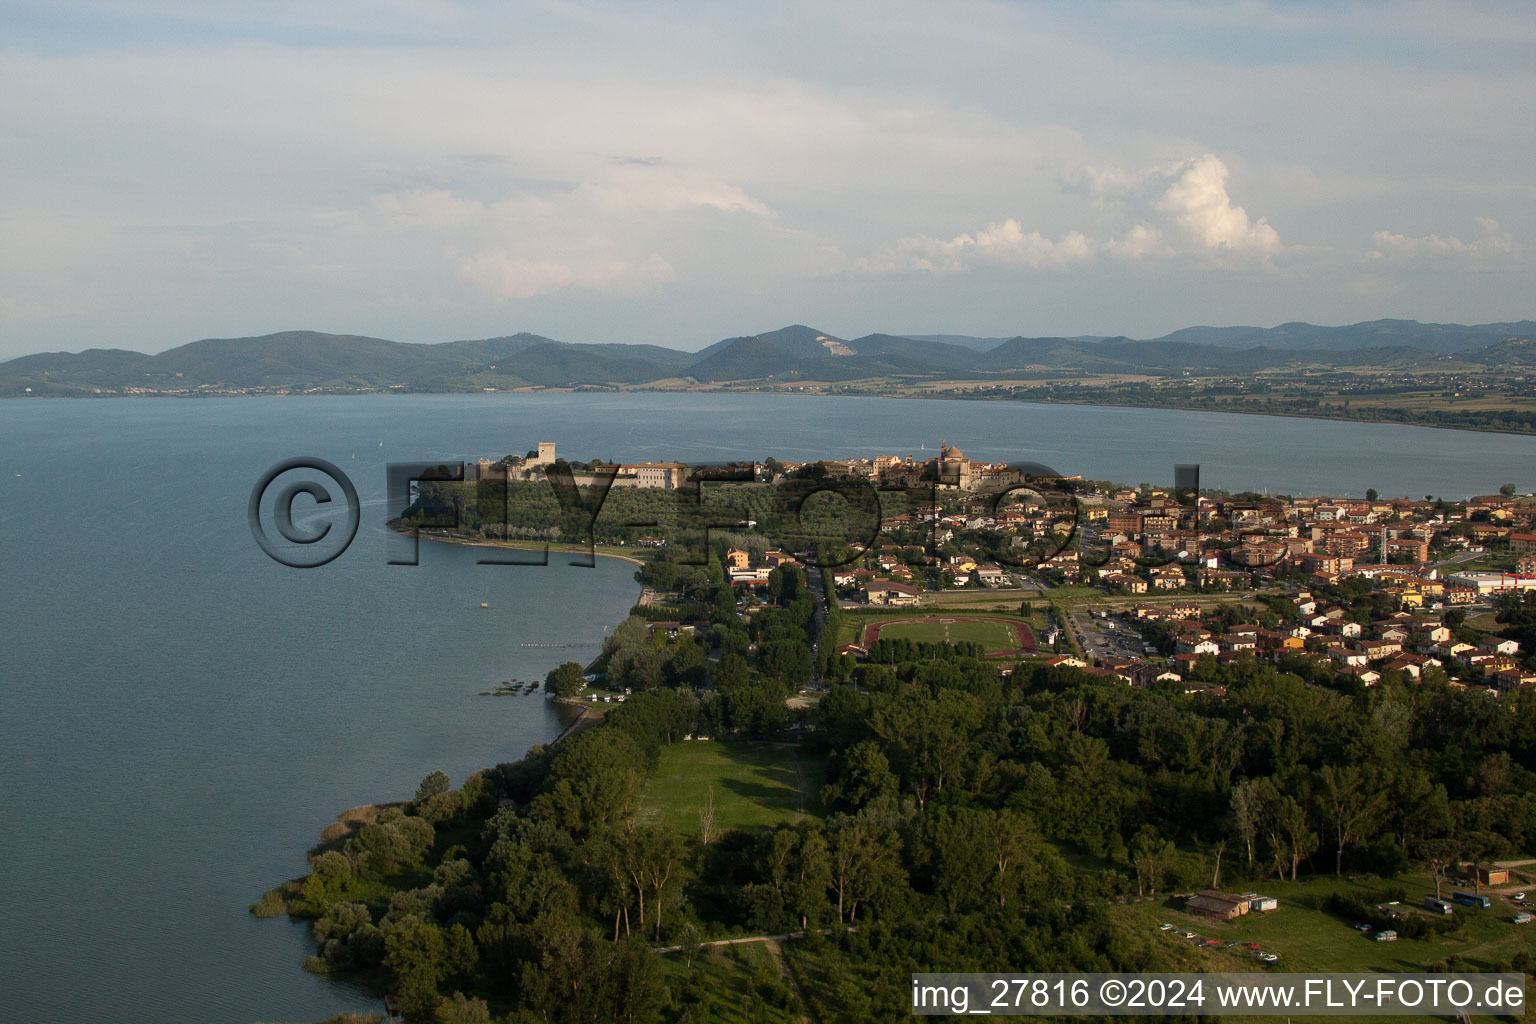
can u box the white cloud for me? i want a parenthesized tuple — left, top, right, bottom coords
(571, 174, 772, 217)
(2, 2, 1535, 351)
(861, 153, 1284, 274)
(356, 164, 776, 300)
(1153, 154, 1283, 257)
(857, 219, 1093, 273)
(1369, 217, 1523, 265)
(458, 250, 675, 299)
(1106, 222, 1172, 261)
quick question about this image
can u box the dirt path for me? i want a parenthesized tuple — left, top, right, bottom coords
(764, 938, 816, 1024)
(549, 701, 607, 744)
(653, 926, 854, 955)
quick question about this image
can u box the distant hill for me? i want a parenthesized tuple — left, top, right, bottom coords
(1466, 337, 1536, 366)
(690, 325, 855, 364)
(901, 332, 1108, 350)
(685, 331, 985, 382)
(0, 330, 695, 395)
(0, 318, 1526, 396)
(1148, 319, 1536, 353)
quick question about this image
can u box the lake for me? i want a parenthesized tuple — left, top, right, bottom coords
(1, 392, 1532, 1024)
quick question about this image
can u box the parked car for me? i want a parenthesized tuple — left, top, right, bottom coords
(1159, 923, 1174, 931)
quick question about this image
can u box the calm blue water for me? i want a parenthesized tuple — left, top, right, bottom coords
(1, 393, 1532, 1024)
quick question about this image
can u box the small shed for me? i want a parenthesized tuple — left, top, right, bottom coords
(1246, 893, 1278, 912)
(1475, 865, 1509, 886)
(1187, 892, 1249, 920)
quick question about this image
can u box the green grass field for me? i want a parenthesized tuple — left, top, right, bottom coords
(661, 941, 804, 1024)
(1118, 874, 1536, 975)
(875, 617, 1023, 651)
(638, 741, 826, 836)
(839, 609, 1038, 655)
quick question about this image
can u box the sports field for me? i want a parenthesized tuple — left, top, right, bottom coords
(863, 615, 1036, 656)
(637, 740, 826, 836)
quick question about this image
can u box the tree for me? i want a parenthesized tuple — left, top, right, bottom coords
(697, 787, 718, 847)
(1230, 779, 1266, 868)
(301, 849, 354, 912)
(979, 809, 1038, 911)
(536, 729, 647, 835)
(1500, 482, 1518, 497)
(1416, 836, 1460, 900)
(1366, 488, 1379, 502)
(869, 689, 979, 807)
(1388, 771, 1450, 857)
(786, 827, 834, 928)
(439, 992, 492, 1024)
(350, 815, 436, 877)
(415, 769, 451, 803)
(712, 653, 750, 691)
(821, 740, 897, 810)
(827, 816, 904, 923)
(759, 639, 813, 688)
(1130, 826, 1174, 896)
(1274, 795, 1317, 881)
(609, 643, 667, 692)
(1316, 763, 1389, 876)
(384, 916, 450, 1022)
(603, 935, 670, 1024)
(1463, 831, 1512, 894)
(638, 827, 684, 942)
(545, 661, 586, 698)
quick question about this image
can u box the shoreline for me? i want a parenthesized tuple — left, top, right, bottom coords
(412, 530, 647, 567)
(6, 386, 1534, 437)
(619, 386, 1536, 438)
(549, 697, 607, 745)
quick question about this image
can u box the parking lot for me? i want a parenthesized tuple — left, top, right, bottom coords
(1072, 611, 1148, 662)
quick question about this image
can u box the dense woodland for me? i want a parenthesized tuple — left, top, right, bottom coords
(260, 535, 1536, 1023)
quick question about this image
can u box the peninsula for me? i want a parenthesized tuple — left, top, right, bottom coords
(261, 448, 1536, 1023)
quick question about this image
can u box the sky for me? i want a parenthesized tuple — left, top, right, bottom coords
(1, 0, 1533, 358)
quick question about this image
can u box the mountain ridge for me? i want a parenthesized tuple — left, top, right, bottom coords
(2, 319, 1529, 396)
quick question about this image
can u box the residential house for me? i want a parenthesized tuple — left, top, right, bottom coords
(863, 582, 921, 607)
(1329, 647, 1369, 668)
(1101, 572, 1147, 593)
